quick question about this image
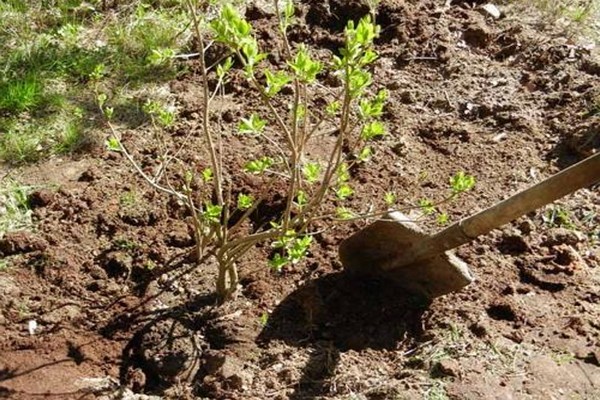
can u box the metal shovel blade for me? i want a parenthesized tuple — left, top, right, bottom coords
(339, 212, 474, 299)
(340, 153, 600, 299)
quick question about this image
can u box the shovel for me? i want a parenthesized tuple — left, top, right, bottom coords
(339, 152, 600, 299)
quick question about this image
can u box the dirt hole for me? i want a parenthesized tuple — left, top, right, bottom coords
(486, 303, 518, 321)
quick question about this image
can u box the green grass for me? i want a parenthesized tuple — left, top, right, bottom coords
(424, 381, 449, 400)
(0, 0, 191, 165)
(526, 0, 600, 42)
(0, 106, 86, 163)
(0, 179, 33, 237)
(0, 76, 45, 113)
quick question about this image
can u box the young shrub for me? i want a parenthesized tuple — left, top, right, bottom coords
(102, 1, 474, 302)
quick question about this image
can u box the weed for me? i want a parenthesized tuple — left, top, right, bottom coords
(119, 190, 138, 208)
(543, 205, 575, 229)
(0, 179, 33, 237)
(113, 236, 138, 251)
(485, 341, 526, 377)
(0, 126, 44, 164)
(552, 350, 576, 366)
(527, 0, 600, 42)
(53, 111, 86, 154)
(0, 108, 88, 163)
(0, 75, 45, 113)
(424, 380, 449, 400)
(259, 311, 269, 327)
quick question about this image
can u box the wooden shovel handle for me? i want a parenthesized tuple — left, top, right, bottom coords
(394, 152, 600, 269)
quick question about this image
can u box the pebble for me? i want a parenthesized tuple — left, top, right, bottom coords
(437, 358, 460, 377)
(482, 4, 502, 19)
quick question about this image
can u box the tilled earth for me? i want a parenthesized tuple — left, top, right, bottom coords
(1, 1, 599, 399)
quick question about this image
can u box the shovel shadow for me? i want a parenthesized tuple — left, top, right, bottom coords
(257, 272, 430, 399)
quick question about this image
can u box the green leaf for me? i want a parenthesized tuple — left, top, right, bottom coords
(90, 64, 106, 81)
(326, 100, 341, 116)
(288, 45, 322, 83)
(359, 48, 378, 66)
(201, 168, 213, 182)
(283, 0, 295, 24)
(239, 113, 267, 135)
(354, 16, 380, 46)
(97, 93, 108, 108)
(217, 57, 234, 80)
(357, 146, 372, 162)
(336, 207, 356, 220)
(269, 253, 288, 272)
(348, 69, 372, 98)
(259, 311, 269, 327)
(359, 89, 387, 119)
(437, 213, 449, 226)
(241, 38, 267, 75)
(237, 193, 254, 210)
(211, 5, 252, 49)
(143, 100, 175, 127)
(272, 230, 296, 249)
(360, 120, 386, 141)
(288, 235, 313, 264)
(450, 172, 476, 195)
(204, 203, 223, 224)
(384, 192, 396, 206)
(336, 163, 351, 185)
(302, 162, 321, 184)
(147, 48, 174, 66)
(418, 199, 436, 215)
(264, 69, 292, 97)
(244, 156, 274, 174)
(106, 137, 121, 152)
(295, 190, 308, 208)
(335, 183, 354, 200)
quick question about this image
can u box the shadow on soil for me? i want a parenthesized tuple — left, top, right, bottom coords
(98, 263, 429, 398)
(98, 252, 219, 394)
(258, 272, 430, 399)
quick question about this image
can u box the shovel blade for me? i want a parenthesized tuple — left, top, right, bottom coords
(339, 212, 474, 299)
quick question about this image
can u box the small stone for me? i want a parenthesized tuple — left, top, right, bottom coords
(543, 228, 585, 247)
(392, 137, 410, 157)
(222, 110, 235, 123)
(518, 220, 535, 235)
(481, 4, 501, 19)
(552, 244, 586, 272)
(167, 221, 193, 248)
(437, 358, 460, 377)
(159, 274, 169, 285)
(78, 166, 101, 182)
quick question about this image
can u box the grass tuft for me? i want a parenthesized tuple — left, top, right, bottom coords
(0, 178, 33, 237)
(0, 76, 45, 113)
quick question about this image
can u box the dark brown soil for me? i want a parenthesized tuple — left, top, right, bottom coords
(1, 1, 599, 399)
